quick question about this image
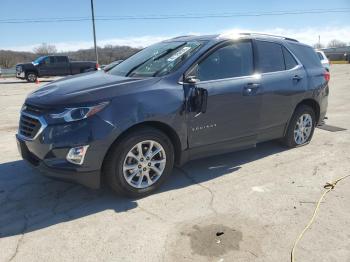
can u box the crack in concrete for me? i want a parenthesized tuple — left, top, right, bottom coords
(177, 167, 218, 215)
(138, 206, 167, 223)
(8, 214, 28, 262)
(5, 184, 80, 262)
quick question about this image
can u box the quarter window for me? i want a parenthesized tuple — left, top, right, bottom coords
(193, 41, 254, 81)
(283, 47, 298, 69)
(256, 41, 285, 73)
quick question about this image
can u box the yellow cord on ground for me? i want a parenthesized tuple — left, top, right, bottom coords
(291, 174, 350, 262)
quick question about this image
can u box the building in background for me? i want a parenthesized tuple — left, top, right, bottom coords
(322, 46, 350, 62)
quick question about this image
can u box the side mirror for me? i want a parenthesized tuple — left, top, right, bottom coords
(185, 75, 199, 84)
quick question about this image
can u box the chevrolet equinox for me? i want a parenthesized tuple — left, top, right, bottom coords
(16, 33, 329, 197)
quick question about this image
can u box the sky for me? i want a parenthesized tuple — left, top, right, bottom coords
(0, 0, 349, 52)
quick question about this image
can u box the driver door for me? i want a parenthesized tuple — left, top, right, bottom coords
(186, 40, 262, 150)
(38, 56, 56, 76)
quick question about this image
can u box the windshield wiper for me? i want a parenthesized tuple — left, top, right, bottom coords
(125, 43, 187, 77)
(153, 42, 187, 61)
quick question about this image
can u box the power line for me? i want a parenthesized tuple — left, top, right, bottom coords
(0, 8, 350, 24)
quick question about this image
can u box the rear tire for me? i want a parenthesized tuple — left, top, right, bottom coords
(282, 105, 316, 148)
(26, 72, 37, 82)
(104, 127, 174, 198)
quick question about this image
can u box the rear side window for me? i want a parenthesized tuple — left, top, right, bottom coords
(283, 47, 298, 69)
(56, 56, 68, 63)
(287, 43, 322, 69)
(256, 41, 285, 73)
(194, 41, 254, 81)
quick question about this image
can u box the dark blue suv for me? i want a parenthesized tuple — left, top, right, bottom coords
(16, 33, 329, 197)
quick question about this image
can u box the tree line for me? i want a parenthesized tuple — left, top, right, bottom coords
(0, 43, 141, 68)
(1, 38, 349, 69)
(313, 39, 349, 49)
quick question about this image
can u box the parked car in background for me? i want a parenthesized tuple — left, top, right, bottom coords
(16, 55, 97, 82)
(102, 60, 123, 72)
(16, 33, 329, 197)
(316, 50, 330, 71)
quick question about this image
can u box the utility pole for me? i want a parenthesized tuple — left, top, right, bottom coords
(90, 0, 98, 65)
(318, 35, 321, 48)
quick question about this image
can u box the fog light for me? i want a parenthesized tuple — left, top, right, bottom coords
(66, 145, 89, 165)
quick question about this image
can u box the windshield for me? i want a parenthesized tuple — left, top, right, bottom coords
(32, 56, 46, 64)
(109, 41, 203, 77)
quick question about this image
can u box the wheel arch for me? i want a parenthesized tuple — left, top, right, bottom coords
(284, 98, 320, 137)
(102, 121, 183, 175)
(25, 69, 38, 76)
(295, 98, 320, 123)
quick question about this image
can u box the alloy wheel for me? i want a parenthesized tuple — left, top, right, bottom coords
(27, 73, 36, 82)
(122, 140, 166, 189)
(294, 113, 313, 145)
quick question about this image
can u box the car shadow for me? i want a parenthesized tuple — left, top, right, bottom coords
(0, 141, 287, 238)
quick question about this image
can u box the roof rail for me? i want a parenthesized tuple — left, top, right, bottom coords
(239, 32, 299, 42)
(170, 35, 196, 39)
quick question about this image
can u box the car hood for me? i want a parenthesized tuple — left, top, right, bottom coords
(17, 63, 35, 69)
(25, 71, 161, 107)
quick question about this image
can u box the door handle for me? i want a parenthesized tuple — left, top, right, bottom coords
(243, 83, 260, 96)
(292, 75, 303, 81)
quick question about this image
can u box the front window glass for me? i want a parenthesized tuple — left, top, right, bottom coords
(192, 41, 254, 81)
(32, 56, 46, 65)
(109, 41, 203, 77)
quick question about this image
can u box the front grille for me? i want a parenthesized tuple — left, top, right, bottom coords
(19, 114, 42, 139)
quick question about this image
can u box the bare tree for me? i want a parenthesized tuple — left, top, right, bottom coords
(327, 39, 347, 48)
(313, 43, 324, 49)
(33, 43, 57, 55)
(102, 44, 115, 64)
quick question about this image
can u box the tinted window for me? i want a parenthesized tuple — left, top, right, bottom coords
(283, 47, 298, 69)
(56, 56, 68, 63)
(256, 41, 285, 73)
(42, 57, 53, 64)
(287, 43, 322, 69)
(194, 41, 253, 81)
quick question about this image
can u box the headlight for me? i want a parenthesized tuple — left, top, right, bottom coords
(50, 101, 109, 122)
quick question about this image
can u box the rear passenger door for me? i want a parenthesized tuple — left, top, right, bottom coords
(55, 56, 70, 75)
(255, 40, 306, 141)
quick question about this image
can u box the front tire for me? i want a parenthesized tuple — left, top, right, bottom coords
(104, 127, 174, 198)
(26, 72, 37, 82)
(282, 105, 316, 148)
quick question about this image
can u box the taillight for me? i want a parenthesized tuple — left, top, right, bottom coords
(324, 70, 330, 82)
(96, 63, 100, 70)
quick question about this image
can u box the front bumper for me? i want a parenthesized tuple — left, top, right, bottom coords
(16, 113, 119, 189)
(16, 71, 25, 79)
(17, 136, 100, 188)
